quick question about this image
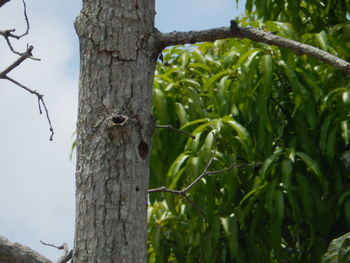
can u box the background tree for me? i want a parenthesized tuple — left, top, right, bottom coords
(148, 1, 350, 262)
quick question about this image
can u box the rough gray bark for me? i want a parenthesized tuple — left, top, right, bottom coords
(0, 236, 52, 263)
(73, 1, 157, 262)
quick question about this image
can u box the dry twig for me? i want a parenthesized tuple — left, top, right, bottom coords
(148, 144, 262, 219)
(40, 241, 72, 263)
(0, 0, 54, 140)
(155, 124, 195, 139)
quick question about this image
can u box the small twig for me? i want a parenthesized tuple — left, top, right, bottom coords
(155, 124, 195, 139)
(40, 240, 64, 250)
(149, 131, 262, 219)
(18, 0, 30, 38)
(149, 127, 263, 213)
(40, 241, 72, 263)
(3, 76, 54, 140)
(181, 150, 216, 193)
(0, 3, 52, 140)
(0, 46, 33, 77)
(182, 193, 207, 221)
(0, 0, 29, 39)
(0, 0, 40, 59)
(148, 158, 261, 218)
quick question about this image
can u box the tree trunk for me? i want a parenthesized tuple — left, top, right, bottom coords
(73, 1, 157, 262)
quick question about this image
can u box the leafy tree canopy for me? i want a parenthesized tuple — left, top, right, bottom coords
(148, 6, 350, 262)
(240, 0, 350, 33)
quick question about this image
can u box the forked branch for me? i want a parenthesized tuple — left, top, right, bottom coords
(148, 147, 262, 219)
(0, 0, 54, 140)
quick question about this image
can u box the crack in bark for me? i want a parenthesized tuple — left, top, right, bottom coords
(122, 221, 128, 246)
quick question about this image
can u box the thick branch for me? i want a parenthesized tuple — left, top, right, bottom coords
(0, 235, 53, 263)
(157, 21, 350, 75)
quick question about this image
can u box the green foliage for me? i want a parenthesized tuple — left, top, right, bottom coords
(322, 233, 350, 263)
(239, 0, 350, 33)
(148, 18, 350, 262)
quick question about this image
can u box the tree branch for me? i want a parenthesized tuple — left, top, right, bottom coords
(0, 235, 53, 263)
(0, 0, 10, 8)
(148, 147, 261, 201)
(0, 36, 53, 140)
(0, 45, 34, 77)
(157, 20, 350, 75)
(40, 241, 73, 263)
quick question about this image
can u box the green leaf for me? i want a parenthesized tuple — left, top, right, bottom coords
(167, 153, 190, 187)
(220, 215, 238, 259)
(338, 189, 350, 207)
(341, 120, 350, 145)
(151, 225, 162, 251)
(259, 148, 283, 181)
(153, 88, 169, 124)
(322, 232, 350, 263)
(326, 126, 338, 161)
(222, 116, 252, 159)
(316, 31, 329, 51)
(296, 152, 328, 192)
(319, 113, 336, 154)
(296, 173, 313, 222)
(175, 102, 188, 126)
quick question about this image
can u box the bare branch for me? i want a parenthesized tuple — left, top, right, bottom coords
(157, 20, 350, 75)
(148, 146, 261, 199)
(0, 5, 53, 141)
(0, 0, 29, 38)
(0, 45, 33, 77)
(40, 241, 73, 263)
(148, 151, 261, 219)
(0, 0, 39, 58)
(0, 235, 53, 263)
(18, 0, 30, 38)
(40, 241, 65, 250)
(3, 75, 54, 140)
(182, 193, 207, 221)
(155, 124, 195, 139)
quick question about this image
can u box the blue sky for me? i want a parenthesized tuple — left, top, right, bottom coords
(0, 0, 244, 260)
